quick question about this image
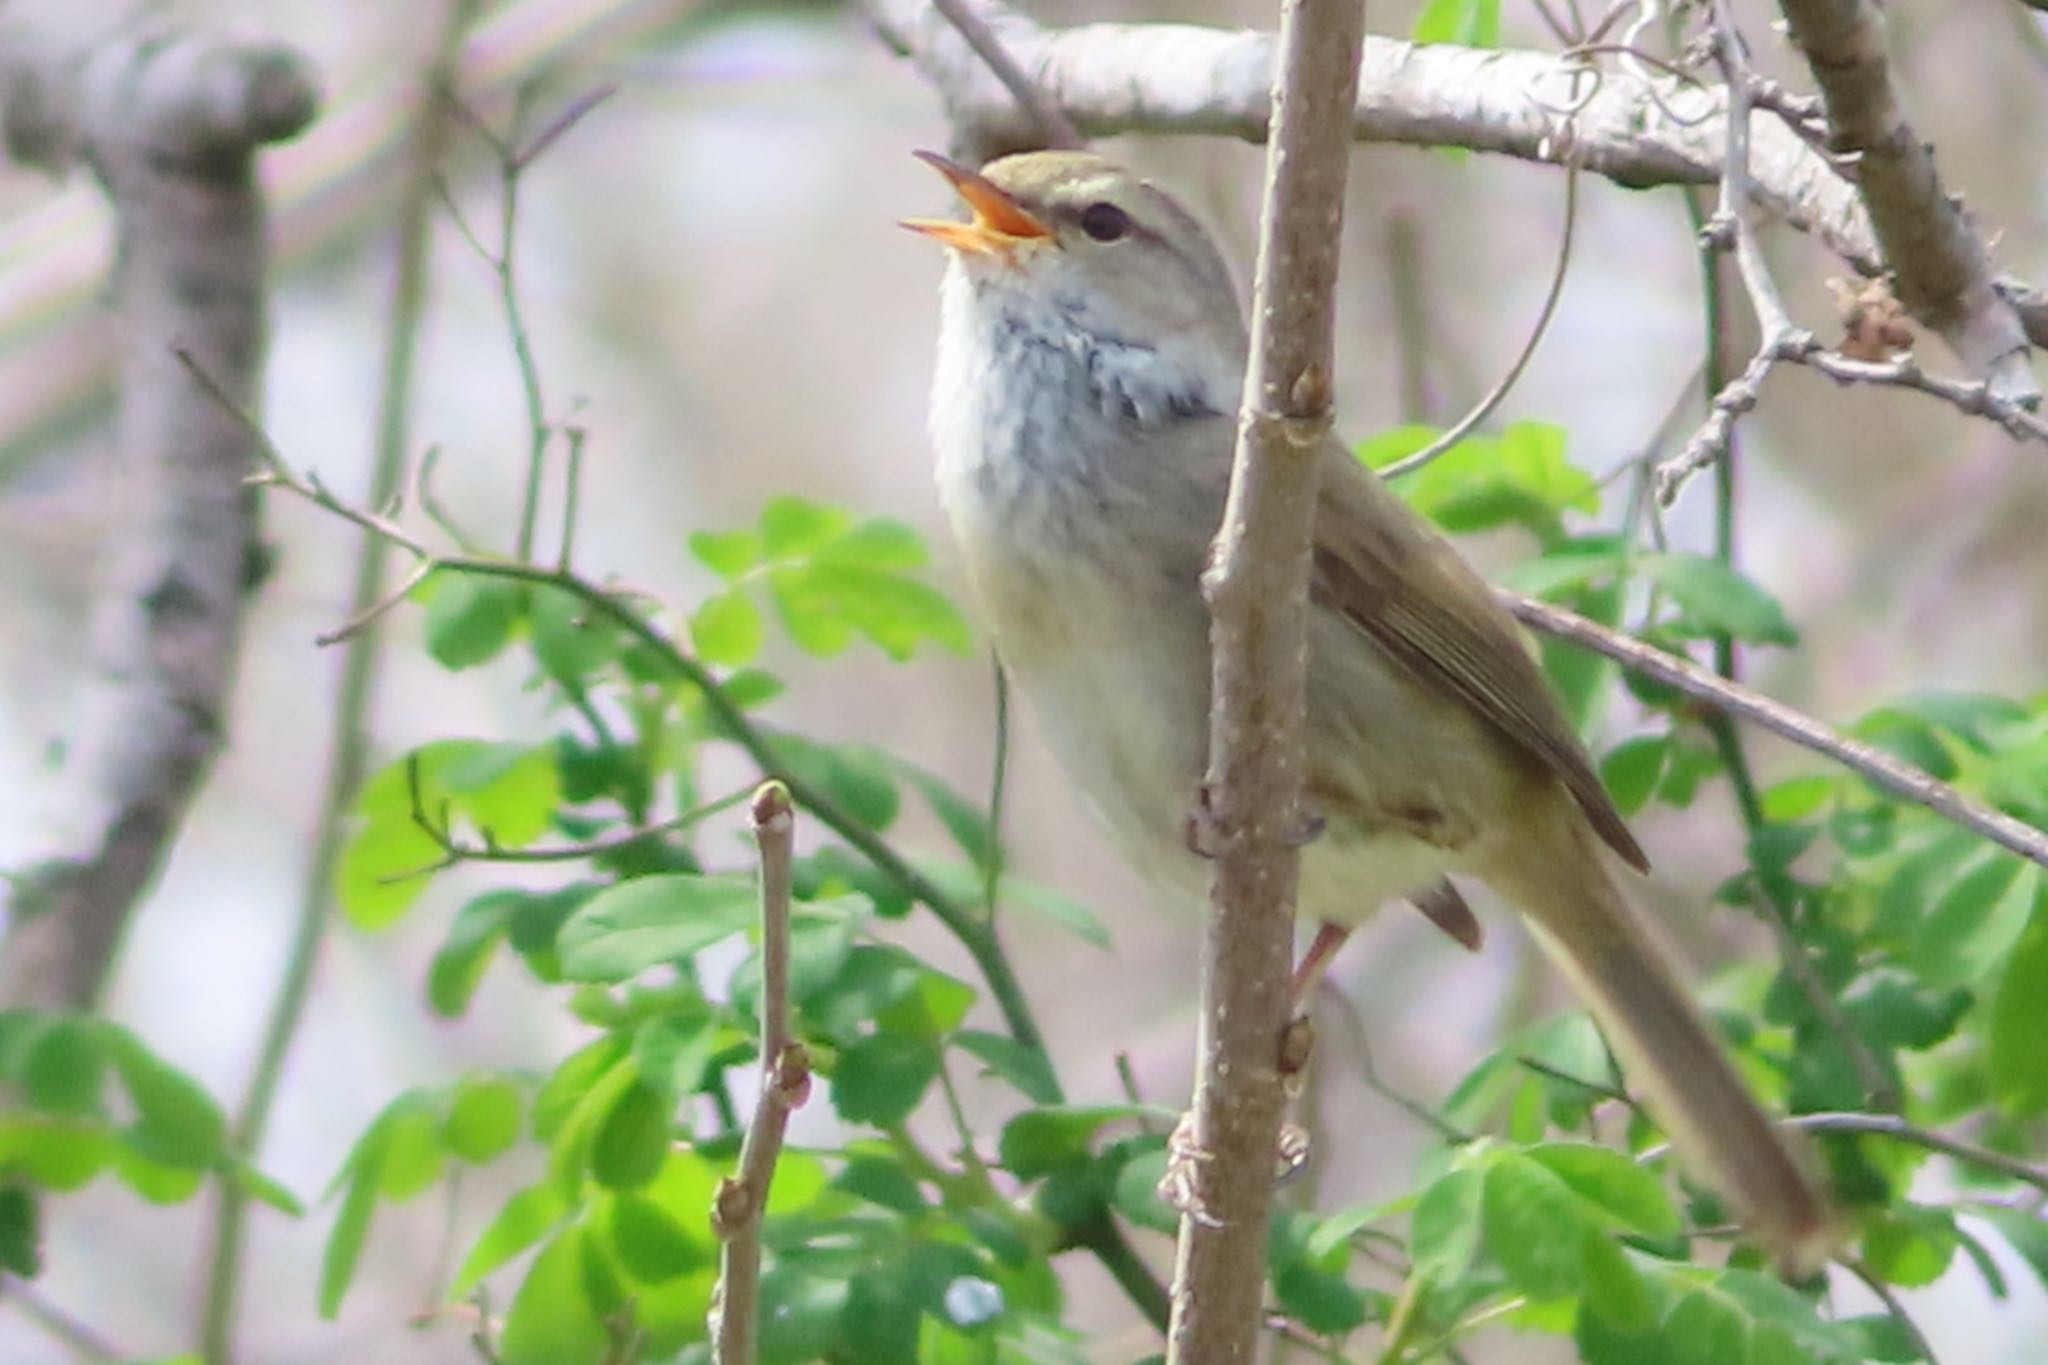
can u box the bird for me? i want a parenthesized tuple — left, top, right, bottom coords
(902, 146, 1835, 1273)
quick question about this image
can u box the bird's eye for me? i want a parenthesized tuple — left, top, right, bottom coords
(1078, 201, 1131, 243)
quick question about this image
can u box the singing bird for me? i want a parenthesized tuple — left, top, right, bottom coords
(904, 148, 1834, 1272)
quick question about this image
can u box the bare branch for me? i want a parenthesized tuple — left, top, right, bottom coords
(869, 0, 1863, 279)
(709, 782, 811, 1365)
(1503, 592, 2048, 873)
(871, 0, 2048, 388)
(1775, 0, 2036, 405)
(1849, 1260, 1945, 1365)
(1381, 167, 1579, 478)
(928, 0, 1083, 153)
(1167, 0, 1364, 1358)
(1787, 1112, 2048, 1195)
(0, 34, 318, 1009)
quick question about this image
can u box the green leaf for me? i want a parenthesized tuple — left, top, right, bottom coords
(1890, 691, 2028, 753)
(452, 1182, 570, 1298)
(1579, 1228, 1655, 1333)
(759, 1268, 849, 1364)
(442, 742, 562, 848)
(998, 1105, 1141, 1179)
(773, 735, 901, 831)
(1862, 1204, 1959, 1288)
(761, 496, 855, 557)
(1482, 1152, 1591, 1299)
(690, 590, 763, 667)
(500, 1226, 610, 1365)
(1856, 708, 1959, 782)
(0, 1187, 38, 1278)
(689, 528, 763, 579)
(591, 1079, 672, 1189)
(1411, 1167, 1485, 1284)
(1499, 421, 1597, 515)
(953, 1029, 1061, 1104)
(529, 585, 620, 684)
(1356, 424, 1439, 470)
(1661, 1286, 1749, 1365)
(556, 874, 759, 981)
(1639, 554, 1798, 646)
(319, 1137, 386, 1317)
(839, 1266, 923, 1364)
(370, 1101, 444, 1202)
(1601, 736, 1672, 818)
(1273, 1258, 1367, 1336)
(425, 575, 523, 669)
(1762, 776, 1839, 823)
(0, 1118, 115, 1190)
(1413, 0, 1499, 46)
(917, 862, 1112, 949)
(1991, 900, 2048, 1117)
(105, 1030, 227, 1168)
(831, 1033, 940, 1126)
(445, 1073, 524, 1164)
(836, 1153, 929, 1216)
(1913, 854, 2034, 988)
(23, 1016, 106, 1117)
(632, 1011, 720, 1100)
(428, 891, 516, 1017)
(1526, 1142, 1681, 1237)
(604, 1192, 705, 1282)
(111, 1143, 203, 1204)
(896, 763, 996, 874)
(336, 816, 442, 932)
(875, 965, 977, 1041)
(229, 1159, 305, 1216)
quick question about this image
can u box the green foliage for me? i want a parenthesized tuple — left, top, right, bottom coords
(1411, 0, 1500, 48)
(274, 451, 2048, 1365)
(0, 1011, 297, 1287)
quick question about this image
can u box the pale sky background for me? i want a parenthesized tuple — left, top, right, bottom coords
(2, 0, 2047, 1361)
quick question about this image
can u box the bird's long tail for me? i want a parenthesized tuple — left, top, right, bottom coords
(1487, 819, 1838, 1276)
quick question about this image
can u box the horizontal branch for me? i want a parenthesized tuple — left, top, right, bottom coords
(1505, 592, 2048, 872)
(871, 0, 2048, 378)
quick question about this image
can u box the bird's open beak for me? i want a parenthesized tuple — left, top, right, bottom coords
(901, 150, 1051, 256)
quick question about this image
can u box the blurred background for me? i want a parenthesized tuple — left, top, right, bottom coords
(2, 0, 2047, 1359)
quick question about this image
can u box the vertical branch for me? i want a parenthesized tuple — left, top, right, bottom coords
(709, 782, 810, 1365)
(1773, 0, 2036, 402)
(199, 4, 474, 1359)
(0, 36, 318, 1008)
(1166, 0, 1364, 1360)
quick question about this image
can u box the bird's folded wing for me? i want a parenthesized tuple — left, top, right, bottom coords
(1311, 449, 1649, 874)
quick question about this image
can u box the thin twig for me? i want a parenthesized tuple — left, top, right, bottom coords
(1657, 4, 1798, 507)
(929, 0, 1084, 149)
(1380, 167, 1580, 479)
(1, 1274, 126, 1363)
(1786, 1112, 2048, 1194)
(1848, 1260, 1945, 1365)
(200, 7, 467, 1360)
(1507, 593, 2048, 871)
(398, 785, 754, 873)
(1742, 862, 1899, 1111)
(1166, 0, 1365, 1356)
(709, 782, 810, 1365)
(1774, 0, 2035, 404)
(1504, 592, 2048, 872)
(983, 654, 1010, 914)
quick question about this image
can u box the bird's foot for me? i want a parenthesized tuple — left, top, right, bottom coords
(1156, 1109, 1316, 1224)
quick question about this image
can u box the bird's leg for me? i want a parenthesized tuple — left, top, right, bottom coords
(1291, 920, 1352, 1009)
